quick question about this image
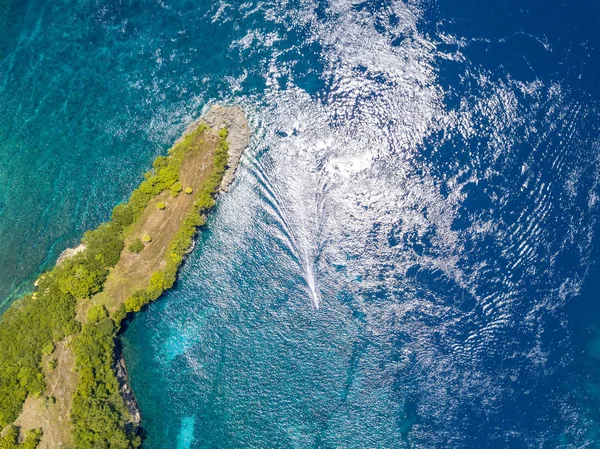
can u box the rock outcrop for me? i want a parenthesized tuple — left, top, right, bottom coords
(184, 104, 251, 192)
(56, 244, 86, 266)
(115, 350, 141, 427)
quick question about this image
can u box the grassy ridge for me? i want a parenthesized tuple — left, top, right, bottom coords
(124, 127, 229, 313)
(0, 121, 228, 448)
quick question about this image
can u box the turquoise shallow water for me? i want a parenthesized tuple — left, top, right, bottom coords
(2, 0, 600, 447)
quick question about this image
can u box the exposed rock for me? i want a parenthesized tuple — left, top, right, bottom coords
(114, 350, 141, 427)
(203, 105, 251, 191)
(56, 244, 86, 266)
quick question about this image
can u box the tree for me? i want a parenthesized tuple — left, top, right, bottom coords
(58, 265, 103, 299)
(112, 204, 134, 230)
(147, 272, 165, 300)
(128, 239, 144, 254)
(0, 425, 42, 449)
(82, 224, 124, 267)
(152, 155, 168, 171)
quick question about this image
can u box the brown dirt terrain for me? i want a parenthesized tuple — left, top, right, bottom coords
(14, 123, 220, 449)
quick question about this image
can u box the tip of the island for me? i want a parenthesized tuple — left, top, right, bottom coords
(188, 104, 250, 192)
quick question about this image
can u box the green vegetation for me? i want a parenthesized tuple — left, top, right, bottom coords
(184, 187, 193, 195)
(170, 182, 182, 197)
(124, 272, 166, 313)
(156, 202, 166, 210)
(0, 218, 127, 428)
(0, 270, 79, 427)
(111, 204, 134, 230)
(127, 239, 144, 254)
(0, 425, 42, 449)
(41, 343, 54, 356)
(0, 119, 225, 448)
(83, 224, 124, 267)
(70, 306, 140, 449)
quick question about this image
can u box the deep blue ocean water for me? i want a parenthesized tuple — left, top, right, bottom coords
(1, 0, 600, 447)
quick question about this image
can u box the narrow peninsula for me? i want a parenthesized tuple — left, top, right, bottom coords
(0, 105, 250, 448)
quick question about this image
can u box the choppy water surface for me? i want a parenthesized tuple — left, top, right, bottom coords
(1, 0, 600, 447)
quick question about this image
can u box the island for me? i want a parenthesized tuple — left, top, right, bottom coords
(0, 105, 250, 448)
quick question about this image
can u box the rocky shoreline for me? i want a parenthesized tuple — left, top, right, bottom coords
(114, 345, 141, 429)
(203, 104, 251, 191)
(56, 243, 86, 266)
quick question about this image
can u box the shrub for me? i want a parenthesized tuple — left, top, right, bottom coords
(128, 239, 144, 254)
(112, 305, 127, 330)
(194, 192, 216, 210)
(121, 126, 230, 316)
(139, 167, 178, 197)
(149, 271, 165, 292)
(156, 202, 166, 210)
(170, 182, 183, 197)
(141, 234, 152, 244)
(184, 187, 193, 194)
(0, 275, 79, 428)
